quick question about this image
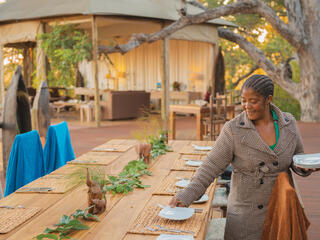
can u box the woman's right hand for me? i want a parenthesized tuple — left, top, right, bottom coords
(169, 197, 186, 208)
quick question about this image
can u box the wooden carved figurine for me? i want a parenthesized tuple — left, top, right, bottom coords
(135, 143, 152, 164)
(86, 168, 106, 214)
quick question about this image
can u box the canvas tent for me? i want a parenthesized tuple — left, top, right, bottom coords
(0, 0, 236, 125)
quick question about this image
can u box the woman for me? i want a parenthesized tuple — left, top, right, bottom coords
(169, 74, 318, 239)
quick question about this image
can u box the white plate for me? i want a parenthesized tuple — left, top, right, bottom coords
(158, 206, 194, 220)
(182, 158, 202, 161)
(157, 234, 194, 240)
(193, 194, 209, 204)
(293, 153, 320, 168)
(175, 179, 191, 188)
(192, 145, 212, 151)
(185, 160, 203, 167)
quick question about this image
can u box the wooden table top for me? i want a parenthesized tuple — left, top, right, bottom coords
(0, 139, 217, 240)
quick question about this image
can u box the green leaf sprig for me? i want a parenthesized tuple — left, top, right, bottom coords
(103, 160, 152, 195)
(149, 131, 172, 159)
(35, 206, 100, 240)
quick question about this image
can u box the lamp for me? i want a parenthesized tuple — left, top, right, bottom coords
(189, 72, 204, 91)
(105, 73, 113, 90)
(115, 71, 126, 90)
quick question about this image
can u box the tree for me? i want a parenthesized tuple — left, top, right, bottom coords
(99, 0, 320, 122)
(38, 24, 92, 87)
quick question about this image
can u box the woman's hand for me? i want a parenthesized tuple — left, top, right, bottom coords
(169, 197, 186, 208)
(295, 166, 320, 173)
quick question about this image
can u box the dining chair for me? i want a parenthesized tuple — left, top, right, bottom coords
(203, 94, 228, 140)
(4, 130, 45, 196)
(43, 121, 75, 174)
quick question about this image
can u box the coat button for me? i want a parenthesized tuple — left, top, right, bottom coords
(260, 179, 264, 184)
(273, 161, 279, 166)
(259, 162, 265, 166)
(258, 204, 263, 209)
(240, 121, 245, 126)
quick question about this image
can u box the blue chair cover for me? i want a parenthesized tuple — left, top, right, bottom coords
(44, 121, 75, 174)
(4, 130, 45, 196)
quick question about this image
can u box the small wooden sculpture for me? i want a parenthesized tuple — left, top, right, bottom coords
(135, 143, 152, 164)
(86, 168, 106, 214)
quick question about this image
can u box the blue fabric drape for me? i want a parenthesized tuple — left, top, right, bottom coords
(44, 121, 75, 174)
(4, 130, 45, 196)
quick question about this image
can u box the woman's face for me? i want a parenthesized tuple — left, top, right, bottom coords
(241, 88, 271, 121)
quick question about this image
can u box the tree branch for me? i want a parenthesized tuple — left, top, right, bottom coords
(252, 1, 305, 49)
(218, 27, 299, 96)
(99, 1, 259, 55)
(231, 65, 259, 88)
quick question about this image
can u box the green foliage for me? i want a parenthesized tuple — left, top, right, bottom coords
(148, 131, 172, 159)
(273, 84, 301, 120)
(3, 48, 24, 89)
(38, 24, 92, 87)
(201, 0, 301, 118)
(35, 207, 99, 240)
(273, 60, 301, 120)
(103, 160, 152, 195)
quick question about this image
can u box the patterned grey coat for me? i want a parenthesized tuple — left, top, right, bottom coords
(176, 104, 304, 240)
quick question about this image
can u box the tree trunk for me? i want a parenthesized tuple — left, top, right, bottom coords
(296, 50, 320, 122)
(294, 0, 320, 121)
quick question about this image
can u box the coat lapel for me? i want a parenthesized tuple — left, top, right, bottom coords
(237, 111, 276, 156)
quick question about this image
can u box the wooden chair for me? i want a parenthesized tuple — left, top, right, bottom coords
(203, 95, 227, 140)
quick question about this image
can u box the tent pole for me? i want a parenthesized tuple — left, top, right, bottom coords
(92, 16, 101, 127)
(0, 44, 4, 198)
(209, 43, 217, 141)
(36, 23, 47, 84)
(161, 37, 170, 128)
(0, 44, 4, 109)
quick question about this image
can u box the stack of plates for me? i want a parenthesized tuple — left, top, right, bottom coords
(293, 153, 320, 168)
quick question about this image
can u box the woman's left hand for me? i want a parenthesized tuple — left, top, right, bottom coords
(295, 166, 320, 173)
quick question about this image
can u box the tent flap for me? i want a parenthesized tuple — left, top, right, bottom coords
(169, 24, 218, 44)
(0, 21, 41, 45)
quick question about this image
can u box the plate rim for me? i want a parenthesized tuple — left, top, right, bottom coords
(175, 179, 191, 188)
(185, 160, 202, 167)
(193, 194, 209, 203)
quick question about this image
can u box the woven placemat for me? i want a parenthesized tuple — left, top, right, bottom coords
(171, 155, 206, 171)
(92, 144, 133, 152)
(16, 176, 78, 194)
(0, 207, 41, 233)
(68, 153, 119, 165)
(153, 172, 194, 196)
(128, 205, 207, 236)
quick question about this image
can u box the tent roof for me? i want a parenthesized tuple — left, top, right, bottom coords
(0, 0, 236, 27)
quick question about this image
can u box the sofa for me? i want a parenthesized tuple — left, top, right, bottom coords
(101, 91, 150, 120)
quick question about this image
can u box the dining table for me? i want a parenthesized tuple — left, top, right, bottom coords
(169, 104, 235, 141)
(0, 139, 219, 240)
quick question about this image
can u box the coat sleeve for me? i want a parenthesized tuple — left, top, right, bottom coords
(289, 116, 311, 177)
(175, 121, 234, 206)
(292, 116, 304, 155)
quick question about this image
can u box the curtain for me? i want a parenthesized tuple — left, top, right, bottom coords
(78, 39, 214, 94)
